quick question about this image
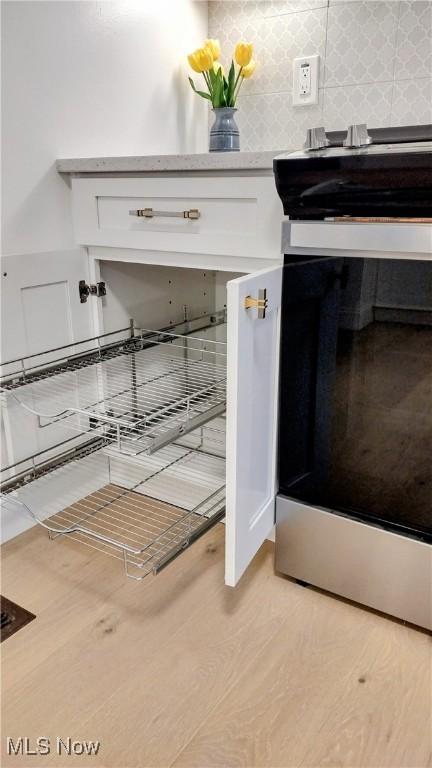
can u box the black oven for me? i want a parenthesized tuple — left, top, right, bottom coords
(273, 124, 431, 629)
(278, 255, 431, 544)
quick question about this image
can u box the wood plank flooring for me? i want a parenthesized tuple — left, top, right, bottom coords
(1, 523, 431, 767)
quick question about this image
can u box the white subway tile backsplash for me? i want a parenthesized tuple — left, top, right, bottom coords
(208, 2, 262, 30)
(257, 8, 327, 93)
(211, 8, 327, 96)
(394, 1, 432, 81)
(236, 90, 324, 150)
(323, 82, 393, 130)
(328, 0, 381, 4)
(208, 0, 431, 149)
(391, 78, 432, 126)
(208, 0, 328, 26)
(325, 1, 399, 87)
(261, 0, 329, 16)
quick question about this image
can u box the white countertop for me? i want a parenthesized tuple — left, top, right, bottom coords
(56, 150, 286, 174)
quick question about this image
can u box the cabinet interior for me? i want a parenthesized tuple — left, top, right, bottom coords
(1, 262, 244, 575)
(99, 260, 243, 334)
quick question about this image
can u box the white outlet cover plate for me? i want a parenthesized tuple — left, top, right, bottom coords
(293, 54, 319, 106)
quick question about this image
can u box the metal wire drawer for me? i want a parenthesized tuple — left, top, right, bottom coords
(1, 318, 227, 457)
(0, 319, 227, 578)
(1, 419, 226, 579)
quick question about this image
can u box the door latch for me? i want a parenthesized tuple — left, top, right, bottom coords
(79, 280, 106, 304)
(244, 288, 267, 319)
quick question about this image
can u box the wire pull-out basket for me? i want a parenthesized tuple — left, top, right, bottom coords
(1, 318, 227, 457)
(1, 418, 226, 579)
(1, 319, 227, 579)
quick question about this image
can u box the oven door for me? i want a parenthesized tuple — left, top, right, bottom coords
(278, 256, 344, 502)
(276, 253, 432, 629)
(279, 253, 432, 539)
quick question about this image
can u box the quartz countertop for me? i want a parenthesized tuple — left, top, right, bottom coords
(56, 150, 287, 174)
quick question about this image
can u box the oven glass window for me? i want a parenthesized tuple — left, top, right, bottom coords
(278, 257, 432, 540)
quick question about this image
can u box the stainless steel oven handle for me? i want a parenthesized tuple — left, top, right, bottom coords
(129, 208, 200, 220)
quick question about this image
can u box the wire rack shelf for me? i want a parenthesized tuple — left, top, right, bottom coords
(1, 419, 226, 579)
(1, 322, 227, 458)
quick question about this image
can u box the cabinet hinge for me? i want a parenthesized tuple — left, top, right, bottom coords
(79, 280, 106, 304)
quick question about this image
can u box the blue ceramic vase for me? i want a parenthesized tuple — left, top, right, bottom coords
(209, 107, 240, 152)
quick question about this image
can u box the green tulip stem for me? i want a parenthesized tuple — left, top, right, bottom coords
(203, 71, 213, 97)
(233, 65, 243, 98)
(233, 75, 245, 103)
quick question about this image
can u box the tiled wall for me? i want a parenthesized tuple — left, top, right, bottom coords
(208, 0, 432, 150)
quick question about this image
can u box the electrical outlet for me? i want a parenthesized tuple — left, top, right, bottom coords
(293, 55, 319, 106)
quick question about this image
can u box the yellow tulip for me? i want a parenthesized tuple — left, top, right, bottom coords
(187, 51, 202, 73)
(241, 59, 256, 78)
(187, 47, 213, 73)
(205, 38, 221, 61)
(235, 41, 253, 67)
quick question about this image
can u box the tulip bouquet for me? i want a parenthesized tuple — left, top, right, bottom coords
(187, 39, 256, 108)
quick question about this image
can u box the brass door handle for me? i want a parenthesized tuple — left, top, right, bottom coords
(244, 289, 267, 319)
(129, 208, 200, 220)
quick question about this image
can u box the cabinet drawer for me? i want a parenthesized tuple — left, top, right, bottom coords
(72, 176, 282, 260)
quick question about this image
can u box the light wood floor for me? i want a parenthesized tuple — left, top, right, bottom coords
(1, 523, 431, 768)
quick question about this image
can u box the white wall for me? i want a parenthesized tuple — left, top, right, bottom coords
(209, 0, 432, 151)
(1, 0, 208, 256)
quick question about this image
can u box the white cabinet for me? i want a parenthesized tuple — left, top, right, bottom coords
(73, 175, 282, 271)
(0, 249, 95, 478)
(226, 266, 282, 585)
(1, 166, 284, 587)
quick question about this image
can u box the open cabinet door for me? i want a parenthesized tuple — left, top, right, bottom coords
(1, 249, 95, 363)
(225, 265, 283, 586)
(1, 249, 95, 470)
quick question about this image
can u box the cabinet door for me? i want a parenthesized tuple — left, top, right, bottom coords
(1, 249, 94, 469)
(225, 265, 282, 586)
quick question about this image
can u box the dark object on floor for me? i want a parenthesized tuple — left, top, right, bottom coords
(0, 596, 36, 642)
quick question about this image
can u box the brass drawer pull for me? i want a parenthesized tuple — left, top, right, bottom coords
(244, 289, 268, 319)
(129, 208, 200, 220)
